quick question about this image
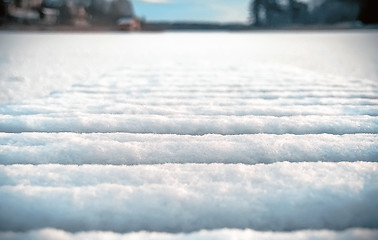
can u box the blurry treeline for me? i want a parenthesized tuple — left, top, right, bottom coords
(250, 0, 378, 27)
(0, 0, 138, 26)
(1, 0, 377, 30)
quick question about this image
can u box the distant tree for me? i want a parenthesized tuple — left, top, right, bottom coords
(87, 0, 134, 24)
(109, 0, 133, 22)
(249, 0, 309, 27)
(310, 0, 360, 24)
(58, 1, 72, 25)
(15, 0, 22, 7)
(291, 0, 309, 24)
(0, 1, 10, 20)
(249, 0, 369, 26)
(42, 0, 64, 8)
(86, 0, 102, 18)
(358, 0, 378, 24)
(250, 0, 272, 26)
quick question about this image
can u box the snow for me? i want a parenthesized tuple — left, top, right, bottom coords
(1, 115, 377, 134)
(1, 32, 377, 105)
(0, 31, 377, 239)
(0, 133, 377, 164)
(0, 162, 377, 232)
(1, 228, 377, 240)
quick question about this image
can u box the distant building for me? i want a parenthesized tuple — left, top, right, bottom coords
(15, 0, 42, 8)
(7, 0, 41, 23)
(2, 0, 141, 29)
(117, 17, 141, 31)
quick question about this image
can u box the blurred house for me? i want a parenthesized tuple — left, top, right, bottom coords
(117, 17, 141, 31)
(6, 0, 41, 23)
(14, 0, 42, 8)
(2, 0, 141, 29)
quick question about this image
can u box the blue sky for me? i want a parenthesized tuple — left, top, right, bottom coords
(132, 0, 251, 23)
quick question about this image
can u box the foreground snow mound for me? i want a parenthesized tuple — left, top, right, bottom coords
(1, 228, 377, 240)
(0, 162, 377, 232)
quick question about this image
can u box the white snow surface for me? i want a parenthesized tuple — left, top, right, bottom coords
(1, 228, 377, 240)
(0, 31, 378, 239)
(0, 133, 377, 164)
(0, 162, 377, 232)
(1, 115, 378, 134)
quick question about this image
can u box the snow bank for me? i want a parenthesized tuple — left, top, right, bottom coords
(1, 228, 377, 240)
(0, 133, 376, 165)
(0, 162, 377, 232)
(1, 115, 377, 134)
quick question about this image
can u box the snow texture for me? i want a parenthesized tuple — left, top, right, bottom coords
(0, 32, 378, 238)
(0, 133, 377, 164)
(1, 115, 378, 134)
(0, 162, 377, 232)
(1, 228, 377, 240)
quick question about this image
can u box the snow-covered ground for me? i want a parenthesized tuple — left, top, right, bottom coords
(0, 31, 377, 239)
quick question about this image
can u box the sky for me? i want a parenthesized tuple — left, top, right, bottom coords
(132, 0, 251, 23)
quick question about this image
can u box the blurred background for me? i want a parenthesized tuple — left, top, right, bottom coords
(0, 0, 377, 31)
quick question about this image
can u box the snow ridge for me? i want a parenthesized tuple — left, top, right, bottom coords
(1, 133, 377, 165)
(1, 163, 377, 232)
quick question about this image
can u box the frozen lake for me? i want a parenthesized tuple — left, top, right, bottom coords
(0, 31, 378, 240)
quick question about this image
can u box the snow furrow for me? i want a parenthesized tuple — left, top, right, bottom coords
(2, 104, 378, 116)
(6, 97, 378, 108)
(69, 84, 378, 92)
(0, 133, 376, 165)
(48, 91, 378, 99)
